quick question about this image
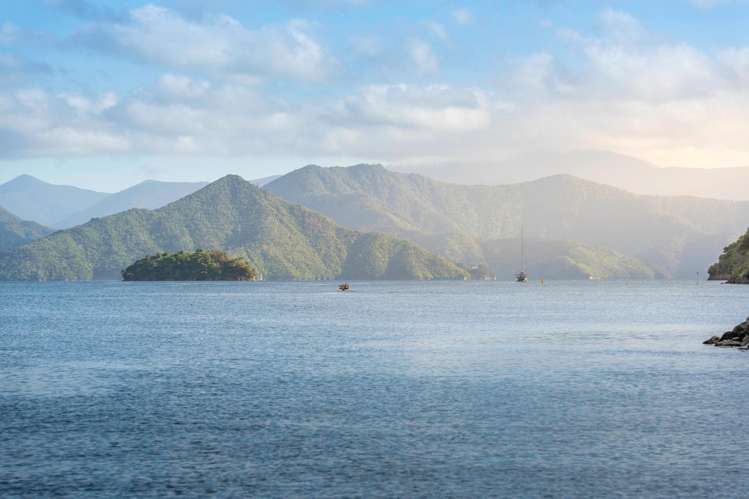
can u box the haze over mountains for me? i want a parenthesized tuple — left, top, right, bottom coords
(0, 174, 109, 227)
(0, 175, 467, 281)
(265, 164, 749, 279)
(58, 180, 209, 228)
(409, 150, 749, 201)
(0, 175, 278, 229)
(1, 163, 748, 281)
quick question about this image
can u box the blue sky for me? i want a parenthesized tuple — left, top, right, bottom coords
(2, 0, 749, 190)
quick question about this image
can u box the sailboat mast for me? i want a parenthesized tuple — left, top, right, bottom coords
(515, 215, 528, 282)
(520, 224, 525, 272)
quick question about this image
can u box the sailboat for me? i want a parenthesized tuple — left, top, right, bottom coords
(515, 225, 528, 283)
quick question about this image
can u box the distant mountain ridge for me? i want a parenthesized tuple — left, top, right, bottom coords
(0, 207, 52, 253)
(0, 174, 281, 229)
(265, 164, 749, 278)
(0, 175, 109, 227)
(0, 175, 468, 281)
(407, 151, 749, 201)
(57, 180, 210, 228)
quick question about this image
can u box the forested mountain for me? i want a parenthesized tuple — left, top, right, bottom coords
(265, 164, 749, 278)
(58, 180, 209, 228)
(0, 175, 109, 227)
(0, 207, 52, 253)
(0, 175, 467, 281)
(708, 229, 749, 283)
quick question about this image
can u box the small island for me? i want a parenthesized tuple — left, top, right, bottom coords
(122, 250, 257, 281)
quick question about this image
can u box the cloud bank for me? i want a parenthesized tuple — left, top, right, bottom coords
(2, 3, 749, 169)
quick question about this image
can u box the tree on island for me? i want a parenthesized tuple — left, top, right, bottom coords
(122, 250, 257, 281)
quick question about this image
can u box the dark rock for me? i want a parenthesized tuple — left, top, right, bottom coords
(721, 330, 737, 340)
(705, 318, 749, 347)
(716, 340, 743, 347)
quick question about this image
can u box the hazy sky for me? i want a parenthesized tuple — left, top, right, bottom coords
(2, 0, 749, 190)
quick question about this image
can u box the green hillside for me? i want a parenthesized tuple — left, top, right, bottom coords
(708, 228, 749, 283)
(265, 165, 749, 278)
(0, 207, 52, 252)
(0, 175, 467, 282)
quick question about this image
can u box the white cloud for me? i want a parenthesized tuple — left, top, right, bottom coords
(538, 10, 721, 101)
(425, 21, 448, 41)
(511, 53, 558, 94)
(488, 9, 749, 166)
(286, 0, 369, 6)
(46, 0, 121, 21)
(0, 22, 18, 44)
(157, 74, 211, 99)
(408, 39, 438, 74)
(0, 55, 51, 86)
(598, 9, 645, 43)
(452, 8, 473, 26)
(0, 74, 494, 161)
(719, 47, 749, 83)
(5, 7, 749, 169)
(61, 92, 117, 115)
(74, 5, 334, 81)
(0, 88, 128, 156)
(350, 35, 381, 56)
(335, 84, 490, 131)
(690, 0, 732, 8)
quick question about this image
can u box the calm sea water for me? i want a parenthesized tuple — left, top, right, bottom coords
(2, 280, 749, 498)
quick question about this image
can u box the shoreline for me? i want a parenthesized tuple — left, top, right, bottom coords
(704, 317, 749, 349)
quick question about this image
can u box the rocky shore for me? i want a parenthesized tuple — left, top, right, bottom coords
(704, 317, 749, 348)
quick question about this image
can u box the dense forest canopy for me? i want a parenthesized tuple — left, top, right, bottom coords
(122, 250, 257, 281)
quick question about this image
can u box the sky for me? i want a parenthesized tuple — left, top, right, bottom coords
(2, 0, 749, 191)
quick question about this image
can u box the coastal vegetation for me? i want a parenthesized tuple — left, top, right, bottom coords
(122, 250, 256, 281)
(0, 175, 468, 281)
(0, 207, 52, 252)
(708, 228, 749, 283)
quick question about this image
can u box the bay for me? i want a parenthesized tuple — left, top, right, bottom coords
(1, 280, 748, 497)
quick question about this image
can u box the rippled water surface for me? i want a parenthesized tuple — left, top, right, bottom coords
(2, 280, 749, 497)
